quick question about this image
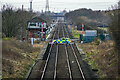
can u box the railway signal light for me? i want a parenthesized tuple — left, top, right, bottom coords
(82, 22, 84, 31)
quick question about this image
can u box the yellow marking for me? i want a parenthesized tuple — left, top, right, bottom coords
(60, 41, 62, 43)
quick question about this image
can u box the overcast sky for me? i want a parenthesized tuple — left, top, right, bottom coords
(0, 0, 119, 12)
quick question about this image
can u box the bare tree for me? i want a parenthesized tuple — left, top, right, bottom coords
(2, 5, 33, 39)
(109, 0, 120, 76)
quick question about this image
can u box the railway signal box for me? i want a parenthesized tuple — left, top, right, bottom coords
(27, 17, 47, 43)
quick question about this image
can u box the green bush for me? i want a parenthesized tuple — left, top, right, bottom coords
(2, 38, 11, 40)
(94, 38, 101, 45)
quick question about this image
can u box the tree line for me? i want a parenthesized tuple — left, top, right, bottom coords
(65, 2, 120, 76)
(108, 1, 120, 75)
(65, 8, 110, 34)
(2, 5, 35, 39)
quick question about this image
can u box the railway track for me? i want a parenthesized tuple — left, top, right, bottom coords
(26, 21, 96, 80)
(41, 22, 86, 79)
(56, 24, 70, 79)
(63, 24, 85, 80)
(40, 24, 58, 80)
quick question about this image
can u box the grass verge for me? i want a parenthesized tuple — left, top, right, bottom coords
(77, 40, 118, 79)
(2, 38, 46, 78)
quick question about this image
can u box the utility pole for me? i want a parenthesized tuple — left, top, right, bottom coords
(70, 22, 72, 33)
(45, 0, 49, 13)
(103, 20, 104, 35)
(103, 12, 104, 35)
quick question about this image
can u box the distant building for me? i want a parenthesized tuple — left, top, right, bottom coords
(50, 12, 66, 22)
(79, 30, 97, 43)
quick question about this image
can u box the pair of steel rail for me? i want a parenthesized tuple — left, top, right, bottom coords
(41, 23, 85, 80)
(41, 24, 59, 80)
(63, 25, 85, 80)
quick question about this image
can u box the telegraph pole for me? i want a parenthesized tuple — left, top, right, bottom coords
(70, 22, 72, 33)
(103, 12, 104, 35)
